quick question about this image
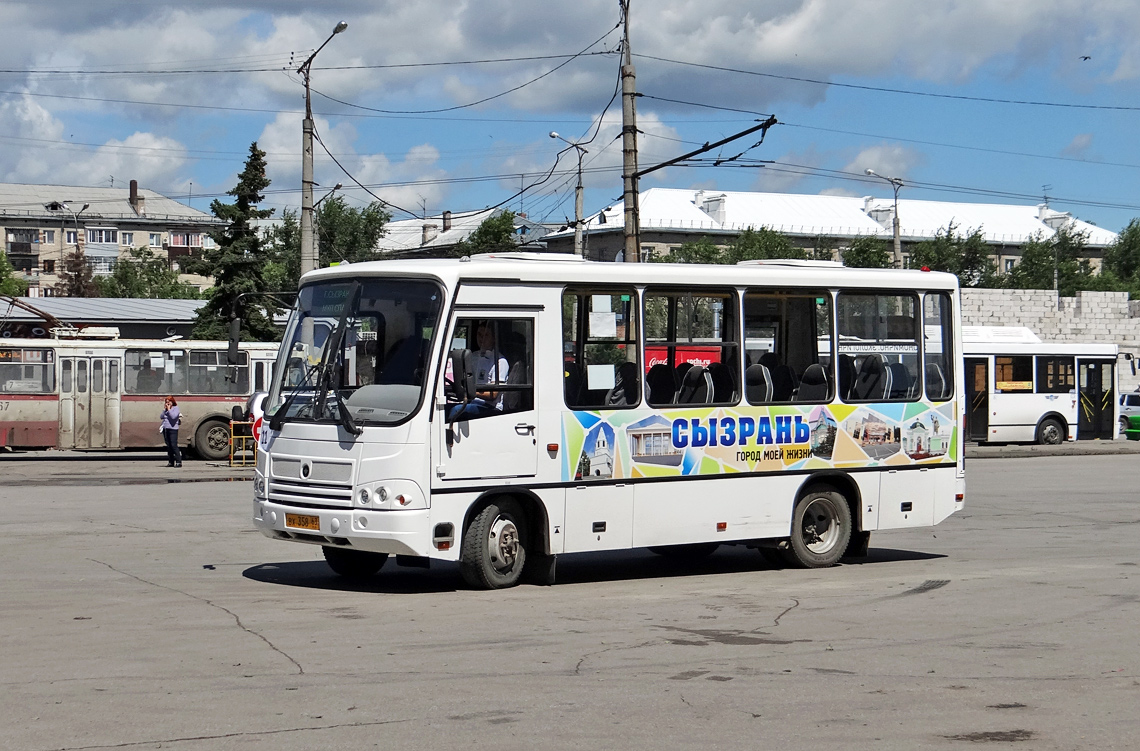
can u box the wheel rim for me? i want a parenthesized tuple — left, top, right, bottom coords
(1042, 423, 1061, 444)
(487, 515, 519, 572)
(206, 425, 229, 453)
(800, 496, 841, 555)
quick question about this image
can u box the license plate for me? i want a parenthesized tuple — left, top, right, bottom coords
(285, 513, 320, 531)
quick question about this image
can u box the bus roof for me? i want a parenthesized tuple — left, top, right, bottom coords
(301, 253, 962, 291)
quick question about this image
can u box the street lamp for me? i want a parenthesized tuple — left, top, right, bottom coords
(865, 169, 904, 268)
(298, 20, 348, 278)
(44, 200, 90, 259)
(550, 131, 587, 256)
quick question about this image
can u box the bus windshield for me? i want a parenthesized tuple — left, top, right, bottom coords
(266, 277, 443, 428)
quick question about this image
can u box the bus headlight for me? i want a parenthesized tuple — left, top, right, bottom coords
(254, 476, 267, 498)
(357, 487, 371, 505)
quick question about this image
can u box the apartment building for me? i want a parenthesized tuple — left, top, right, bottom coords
(0, 180, 224, 295)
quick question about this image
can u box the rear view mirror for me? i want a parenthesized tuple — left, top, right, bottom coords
(449, 349, 476, 402)
(227, 316, 241, 365)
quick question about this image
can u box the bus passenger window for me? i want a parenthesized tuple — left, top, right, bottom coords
(995, 356, 1033, 393)
(108, 361, 119, 393)
(563, 289, 640, 409)
(743, 290, 832, 404)
(77, 360, 88, 394)
(92, 360, 104, 393)
(923, 293, 954, 401)
(644, 288, 737, 406)
(837, 293, 921, 402)
(446, 318, 534, 419)
(1036, 356, 1074, 394)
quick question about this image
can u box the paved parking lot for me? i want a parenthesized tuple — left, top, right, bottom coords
(1, 451, 1138, 750)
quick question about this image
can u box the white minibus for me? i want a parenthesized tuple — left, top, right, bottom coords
(253, 254, 966, 588)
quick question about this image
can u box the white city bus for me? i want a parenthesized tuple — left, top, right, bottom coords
(962, 326, 1119, 445)
(0, 333, 278, 459)
(253, 254, 965, 589)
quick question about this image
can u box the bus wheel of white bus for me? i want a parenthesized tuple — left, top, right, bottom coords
(647, 543, 720, 560)
(783, 487, 851, 569)
(323, 546, 388, 579)
(460, 499, 527, 589)
(1037, 418, 1064, 446)
(195, 420, 231, 461)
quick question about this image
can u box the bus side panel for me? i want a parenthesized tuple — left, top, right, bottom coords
(932, 466, 959, 524)
(631, 475, 800, 548)
(120, 396, 167, 448)
(0, 395, 59, 448)
(878, 468, 936, 529)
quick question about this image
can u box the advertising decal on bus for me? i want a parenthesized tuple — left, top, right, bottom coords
(563, 401, 958, 481)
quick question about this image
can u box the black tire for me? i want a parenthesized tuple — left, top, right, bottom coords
(1119, 416, 1129, 435)
(782, 487, 852, 569)
(648, 543, 720, 560)
(322, 546, 388, 578)
(1037, 417, 1064, 445)
(194, 419, 231, 461)
(460, 499, 527, 589)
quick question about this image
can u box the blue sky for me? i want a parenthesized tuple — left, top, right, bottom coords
(3, 0, 1140, 232)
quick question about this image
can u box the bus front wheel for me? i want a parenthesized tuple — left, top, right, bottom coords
(460, 499, 527, 589)
(194, 419, 231, 461)
(1037, 418, 1064, 445)
(783, 487, 852, 568)
(323, 546, 387, 578)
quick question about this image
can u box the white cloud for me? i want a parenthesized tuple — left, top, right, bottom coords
(1062, 133, 1093, 158)
(844, 144, 924, 181)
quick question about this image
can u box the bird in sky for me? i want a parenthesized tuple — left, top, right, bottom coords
(1080, 55, 1092, 61)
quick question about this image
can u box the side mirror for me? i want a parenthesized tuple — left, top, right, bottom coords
(449, 349, 475, 402)
(227, 316, 241, 365)
(231, 405, 246, 422)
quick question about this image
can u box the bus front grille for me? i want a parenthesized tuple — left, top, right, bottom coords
(268, 478, 353, 506)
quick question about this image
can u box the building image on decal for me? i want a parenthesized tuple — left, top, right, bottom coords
(810, 411, 838, 459)
(583, 423, 614, 478)
(903, 414, 949, 459)
(628, 415, 683, 466)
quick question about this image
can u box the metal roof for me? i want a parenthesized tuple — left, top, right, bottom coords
(547, 188, 1119, 248)
(1, 297, 204, 323)
(0, 182, 221, 225)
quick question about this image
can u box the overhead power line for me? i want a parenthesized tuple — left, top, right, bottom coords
(635, 53, 1140, 112)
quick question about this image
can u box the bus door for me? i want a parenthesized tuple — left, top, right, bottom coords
(965, 357, 989, 441)
(1077, 359, 1114, 440)
(435, 313, 538, 481)
(59, 356, 121, 449)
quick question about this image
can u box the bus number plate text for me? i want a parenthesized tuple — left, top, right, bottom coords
(285, 514, 320, 531)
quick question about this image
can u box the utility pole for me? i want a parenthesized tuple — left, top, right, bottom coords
(298, 21, 348, 279)
(550, 132, 587, 256)
(620, 0, 640, 263)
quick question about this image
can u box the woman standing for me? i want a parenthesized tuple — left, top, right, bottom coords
(160, 396, 183, 467)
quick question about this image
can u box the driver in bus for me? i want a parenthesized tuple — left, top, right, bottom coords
(450, 321, 509, 419)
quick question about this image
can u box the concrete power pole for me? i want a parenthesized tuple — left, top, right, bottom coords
(620, 0, 640, 263)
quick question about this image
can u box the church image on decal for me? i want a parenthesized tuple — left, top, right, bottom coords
(902, 414, 949, 460)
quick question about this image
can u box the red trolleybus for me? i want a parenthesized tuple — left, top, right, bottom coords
(0, 333, 277, 459)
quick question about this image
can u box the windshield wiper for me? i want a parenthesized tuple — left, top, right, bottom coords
(312, 282, 363, 436)
(267, 360, 321, 431)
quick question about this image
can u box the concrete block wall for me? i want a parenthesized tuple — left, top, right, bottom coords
(961, 289, 1140, 392)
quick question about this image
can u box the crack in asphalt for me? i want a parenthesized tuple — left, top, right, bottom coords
(47, 717, 418, 750)
(88, 558, 304, 675)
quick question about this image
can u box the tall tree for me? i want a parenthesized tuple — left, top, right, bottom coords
(189, 142, 277, 340)
(263, 199, 390, 292)
(54, 250, 98, 297)
(94, 247, 200, 299)
(726, 226, 804, 263)
(842, 236, 892, 268)
(448, 210, 517, 257)
(1007, 227, 1095, 296)
(908, 223, 1000, 287)
(0, 249, 28, 295)
(1101, 218, 1140, 292)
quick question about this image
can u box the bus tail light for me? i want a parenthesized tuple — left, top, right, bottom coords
(955, 493, 964, 503)
(434, 523, 455, 550)
(717, 522, 727, 532)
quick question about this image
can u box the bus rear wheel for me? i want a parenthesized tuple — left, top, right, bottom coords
(782, 487, 851, 568)
(460, 499, 527, 589)
(194, 419, 231, 461)
(1037, 418, 1064, 445)
(322, 546, 387, 578)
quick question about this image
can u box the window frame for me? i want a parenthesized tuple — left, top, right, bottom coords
(562, 286, 641, 410)
(742, 287, 834, 406)
(836, 290, 923, 404)
(643, 285, 740, 407)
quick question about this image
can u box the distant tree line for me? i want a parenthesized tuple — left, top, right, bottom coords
(653, 221, 1140, 298)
